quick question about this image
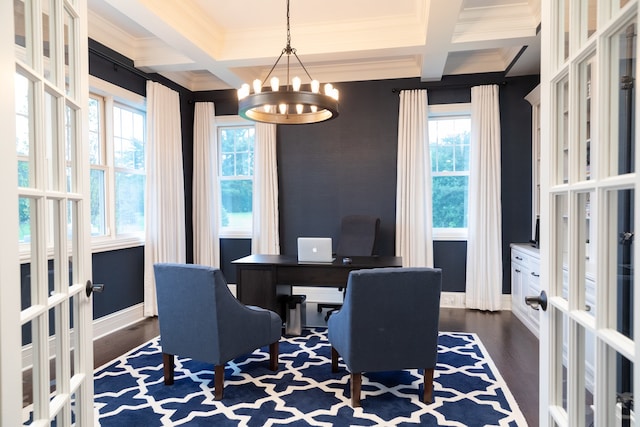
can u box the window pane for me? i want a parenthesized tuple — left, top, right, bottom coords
(221, 180, 252, 228)
(115, 172, 144, 235)
(90, 169, 106, 236)
(432, 176, 468, 228)
(113, 105, 145, 170)
(88, 97, 101, 165)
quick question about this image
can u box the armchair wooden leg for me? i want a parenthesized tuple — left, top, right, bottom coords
(214, 364, 225, 400)
(162, 353, 174, 385)
(350, 373, 362, 407)
(269, 342, 279, 371)
(423, 367, 434, 404)
(331, 347, 339, 373)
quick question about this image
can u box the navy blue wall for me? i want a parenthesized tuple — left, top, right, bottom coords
(203, 74, 539, 293)
(81, 40, 538, 324)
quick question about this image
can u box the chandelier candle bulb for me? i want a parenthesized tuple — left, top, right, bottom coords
(270, 77, 280, 91)
(292, 76, 301, 91)
(311, 80, 320, 93)
(296, 104, 303, 114)
(253, 79, 262, 94)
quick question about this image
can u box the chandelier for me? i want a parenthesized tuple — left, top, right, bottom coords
(237, 0, 339, 125)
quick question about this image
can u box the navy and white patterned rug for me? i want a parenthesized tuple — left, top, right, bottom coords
(94, 329, 527, 426)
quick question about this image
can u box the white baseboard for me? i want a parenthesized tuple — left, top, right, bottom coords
(22, 303, 146, 371)
(290, 287, 512, 310)
(93, 303, 145, 340)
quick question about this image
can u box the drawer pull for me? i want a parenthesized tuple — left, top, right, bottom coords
(515, 256, 523, 261)
(531, 272, 540, 277)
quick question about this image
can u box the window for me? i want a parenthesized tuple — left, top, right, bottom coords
(88, 77, 146, 251)
(216, 116, 255, 237)
(429, 104, 471, 240)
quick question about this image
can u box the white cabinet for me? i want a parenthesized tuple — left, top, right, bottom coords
(510, 243, 541, 338)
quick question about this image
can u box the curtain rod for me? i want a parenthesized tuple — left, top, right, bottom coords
(89, 46, 150, 80)
(391, 80, 507, 93)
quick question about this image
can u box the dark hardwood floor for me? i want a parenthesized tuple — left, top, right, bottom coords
(93, 306, 539, 426)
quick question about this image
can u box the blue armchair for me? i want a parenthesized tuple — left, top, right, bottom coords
(153, 263, 282, 400)
(327, 267, 442, 407)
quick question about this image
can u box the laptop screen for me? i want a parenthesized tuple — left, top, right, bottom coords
(297, 237, 334, 263)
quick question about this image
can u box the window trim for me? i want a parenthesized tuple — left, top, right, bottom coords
(429, 103, 471, 241)
(215, 115, 255, 239)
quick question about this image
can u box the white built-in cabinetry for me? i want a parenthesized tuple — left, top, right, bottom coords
(510, 243, 541, 337)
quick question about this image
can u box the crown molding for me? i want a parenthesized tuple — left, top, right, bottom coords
(454, 3, 537, 44)
(88, 10, 138, 60)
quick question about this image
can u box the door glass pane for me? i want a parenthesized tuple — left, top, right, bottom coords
(14, 0, 29, 63)
(42, 0, 55, 83)
(45, 91, 61, 191)
(579, 192, 595, 316)
(65, 104, 76, 192)
(610, 349, 634, 427)
(64, 8, 75, 97)
(553, 308, 569, 412)
(579, 55, 595, 181)
(21, 319, 34, 420)
(20, 198, 40, 307)
(557, 78, 570, 184)
(608, 188, 634, 340)
(562, 0, 570, 62)
(580, 325, 595, 425)
(610, 22, 636, 176)
(48, 307, 58, 400)
(16, 73, 33, 188)
(554, 193, 569, 300)
(585, 0, 597, 40)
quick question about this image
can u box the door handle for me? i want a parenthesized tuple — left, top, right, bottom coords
(86, 280, 105, 297)
(525, 290, 547, 311)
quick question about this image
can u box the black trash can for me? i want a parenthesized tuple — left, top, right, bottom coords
(285, 295, 307, 336)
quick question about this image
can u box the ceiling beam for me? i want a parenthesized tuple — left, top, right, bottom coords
(420, 0, 464, 82)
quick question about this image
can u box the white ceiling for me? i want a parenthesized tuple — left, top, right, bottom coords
(87, 0, 541, 92)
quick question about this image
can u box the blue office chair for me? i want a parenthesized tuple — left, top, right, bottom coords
(153, 263, 282, 400)
(317, 215, 380, 320)
(327, 267, 442, 407)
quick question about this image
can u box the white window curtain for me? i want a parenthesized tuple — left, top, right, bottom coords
(395, 89, 434, 267)
(143, 81, 186, 316)
(192, 102, 220, 267)
(251, 122, 280, 254)
(466, 84, 503, 311)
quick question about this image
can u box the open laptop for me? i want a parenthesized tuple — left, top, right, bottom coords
(297, 237, 335, 263)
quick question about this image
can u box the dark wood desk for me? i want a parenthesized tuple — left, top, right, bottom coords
(233, 254, 402, 319)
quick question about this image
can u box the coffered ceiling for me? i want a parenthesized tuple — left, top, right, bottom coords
(87, 0, 541, 91)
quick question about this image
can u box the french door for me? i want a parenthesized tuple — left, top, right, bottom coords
(1, 0, 94, 425)
(540, 0, 637, 426)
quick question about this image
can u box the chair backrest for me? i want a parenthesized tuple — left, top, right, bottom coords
(153, 263, 241, 362)
(340, 267, 442, 372)
(335, 215, 380, 256)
